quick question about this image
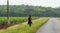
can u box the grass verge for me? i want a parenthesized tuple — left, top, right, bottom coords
(0, 18, 49, 33)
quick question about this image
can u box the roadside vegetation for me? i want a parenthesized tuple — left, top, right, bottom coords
(0, 17, 38, 25)
(0, 18, 49, 33)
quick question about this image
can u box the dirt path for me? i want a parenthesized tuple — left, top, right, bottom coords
(0, 18, 40, 30)
(36, 18, 60, 33)
(4, 18, 41, 29)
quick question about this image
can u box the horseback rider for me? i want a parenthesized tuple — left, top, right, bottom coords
(28, 15, 32, 27)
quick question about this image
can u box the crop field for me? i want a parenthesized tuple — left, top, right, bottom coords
(0, 17, 49, 33)
(0, 17, 38, 25)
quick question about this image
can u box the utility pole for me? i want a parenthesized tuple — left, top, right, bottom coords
(7, 0, 10, 24)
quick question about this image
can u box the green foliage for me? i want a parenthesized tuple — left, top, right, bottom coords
(0, 18, 49, 33)
(0, 17, 38, 25)
(0, 5, 60, 17)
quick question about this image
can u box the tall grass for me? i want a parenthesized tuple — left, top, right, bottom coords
(0, 17, 38, 25)
(0, 18, 49, 33)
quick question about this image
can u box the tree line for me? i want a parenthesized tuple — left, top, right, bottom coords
(0, 5, 60, 17)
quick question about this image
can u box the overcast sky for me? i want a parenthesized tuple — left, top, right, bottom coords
(0, 0, 60, 7)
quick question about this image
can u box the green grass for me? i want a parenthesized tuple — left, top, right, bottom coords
(0, 17, 27, 25)
(0, 18, 49, 33)
(0, 17, 38, 25)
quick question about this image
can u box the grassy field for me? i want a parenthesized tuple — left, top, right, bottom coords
(0, 18, 49, 33)
(0, 17, 38, 25)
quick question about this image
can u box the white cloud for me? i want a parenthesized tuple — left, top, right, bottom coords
(0, 0, 7, 5)
(0, 0, 60, 7)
